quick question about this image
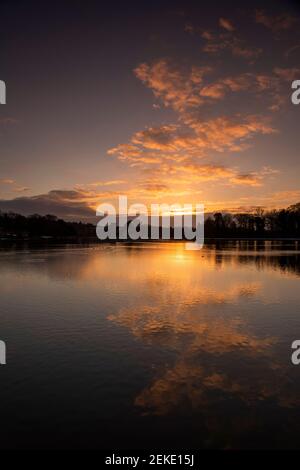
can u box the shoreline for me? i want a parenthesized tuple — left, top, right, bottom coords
(0, 236, 300, 244)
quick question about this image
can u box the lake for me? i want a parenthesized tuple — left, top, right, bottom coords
(0, 240, 300, 449)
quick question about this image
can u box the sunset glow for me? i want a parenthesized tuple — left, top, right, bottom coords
(0, 1, 300, 221)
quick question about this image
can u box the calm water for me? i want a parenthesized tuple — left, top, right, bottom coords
(0, 241, 300, 449)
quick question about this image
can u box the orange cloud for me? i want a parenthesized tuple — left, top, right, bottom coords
(13, 187, 31, 193)
(230, 174, 263, 187)
(202, 31, 262, 62)
(0, 178, 15, 185)
(109, 116, 275, 166)
(134, 60, 213, 112)
(137, 162, 278, 193)
(199, 73, 274, 100)
(186, 116, 275, 153)
(219, 17, 235, 32)
(87, 180, 126, 187)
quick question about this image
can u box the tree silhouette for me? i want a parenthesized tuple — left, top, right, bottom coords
(0, 203, 300, 240)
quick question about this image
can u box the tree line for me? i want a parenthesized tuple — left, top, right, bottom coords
(205, 203, 300, 237)
(0, 202, 300, 239)
(0, 212, 95, 239)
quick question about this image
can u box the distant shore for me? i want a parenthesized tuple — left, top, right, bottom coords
(1, 236, 300, 244)
(1, 205, 300, 243)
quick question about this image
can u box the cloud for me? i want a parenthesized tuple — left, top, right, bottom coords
(229, 173, 264, 187)
(201, 30, 214, 41)
(138, 162, 278, 192)
(201, 31, 262, 62)
(13, 187, 31, 193)
(108, 144, 167, 165)
(134, 60, 213, 112)
(270, 190, 300, 204)
(199, 73, 275, 100)
(132, 125, 186, 151)
(274, 67, 300, 82)
(200, 83, 227, 99)
(210, 187, 300, 212)
(107, 112, 277, 199)
(109, 116, 275, 167)
(219, 17, 235, 32)
(185, 115, 275, 153)
(0, 190, 96, 221)
(134, 60, 284, 117)
(0, 178, 15, 185)
(230, 41, 262, 60)
(255, 10, 298, 32)
(86, 180, 126, 187)
(0, 179, 31, 196)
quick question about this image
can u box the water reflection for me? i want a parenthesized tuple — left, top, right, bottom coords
(0, 240, 300, 279)
(0, 240, 300, 448)
(105, 243, 300, 446)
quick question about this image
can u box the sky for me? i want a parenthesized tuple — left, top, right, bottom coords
(0, 0, 300, 220)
